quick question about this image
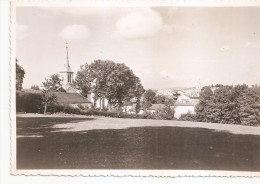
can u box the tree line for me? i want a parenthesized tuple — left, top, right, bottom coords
(180, 84, 260, 126)
(16, 58, 260, 125)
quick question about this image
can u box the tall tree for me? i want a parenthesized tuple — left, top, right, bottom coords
(74, 60, 145, 110)
(194, 84, 260, 125)
(42, 74, 65, 92)
(73, 64, 91, 97)
(134, 82, 145, 113)
(238, 88, 260, 126)
(142, 89, 156, 110)
(195, 86, 214, 122)
(16, 58, 25, 91)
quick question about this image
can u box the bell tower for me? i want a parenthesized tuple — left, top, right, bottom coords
(60, 41, 74, 90)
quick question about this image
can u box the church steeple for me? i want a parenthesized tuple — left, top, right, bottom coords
(65, 41, 70, 68)
(60, 41, 74, 89)
(64, 41, 73, 73)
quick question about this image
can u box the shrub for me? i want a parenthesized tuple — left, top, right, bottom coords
(153, 106, 175, 120)
(179, 112, 196, 121)
(16, 92, 42, 113)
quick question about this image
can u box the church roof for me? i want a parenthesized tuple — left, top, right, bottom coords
(54, 92, 91, 104)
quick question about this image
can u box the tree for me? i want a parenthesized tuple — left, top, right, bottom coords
(195, 86, 214, 122)
(153, 95, 165, 104)
(16, 58, 25, 91)
(164, 97, 175, 107)
(41, 90, 57, 114)
(153, 105, 175, 120)
(238, 88, 260, 126)
(134, 83, 145, 113)
(42, 74, 65, 92)
(142, 89, 156, 110)
(74, 60, 145, 110)
(73, 64, 91, 97)
(194, 84, 260, 125)
(30, 85, 40, 90)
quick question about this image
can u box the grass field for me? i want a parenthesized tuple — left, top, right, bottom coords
(16, 115, 260, 171)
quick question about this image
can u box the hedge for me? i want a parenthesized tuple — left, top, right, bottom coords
(16, 92, 42, 113)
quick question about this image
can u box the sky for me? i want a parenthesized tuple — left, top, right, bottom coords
(16, 6, 260, 89)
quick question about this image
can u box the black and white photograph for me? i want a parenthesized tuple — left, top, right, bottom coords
(11, 1, 260, 176)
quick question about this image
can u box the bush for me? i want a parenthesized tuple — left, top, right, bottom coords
(153, 106, 175, 120)
(179, 112, 196, 121)
(40, 104, 176, 120)
(16, 92, 42, 113)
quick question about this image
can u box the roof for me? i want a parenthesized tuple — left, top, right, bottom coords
(53, 92, 91, 104)
(147, 104, 165, 110)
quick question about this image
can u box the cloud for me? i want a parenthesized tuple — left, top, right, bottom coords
(115, 8, 171, 40)
(59, 25, 89, 40)
(16, 24, 28, 40)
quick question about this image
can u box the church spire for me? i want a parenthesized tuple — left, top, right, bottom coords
(60, 41, 74, 90)
(65, 41, 70, 67)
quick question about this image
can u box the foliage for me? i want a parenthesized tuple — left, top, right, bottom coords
(135, 98, 141, 113)
(238, 87, 260, 126)
(74, 60, 145, 109)
(153, 106, 175, 120)
(179, 112, 196, 121)
(42, 74, 65, 92)
(41, 90, 57, 114)
(16, 92, 42, 113)
(30, 85, 40, 90)
(153, 95, 165, 104)
(73, 64, 91, 97)
(16, 58, 25, 91)
(195, 86, 214, 122)
(142, 89, 156, 110)
(195, 84, 260, 126)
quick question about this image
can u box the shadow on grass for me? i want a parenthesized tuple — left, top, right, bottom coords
(16, 117, 260, 171)
(17, 117, 95, 137)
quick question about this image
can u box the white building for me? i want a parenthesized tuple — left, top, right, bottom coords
(172, 93, 199, 119)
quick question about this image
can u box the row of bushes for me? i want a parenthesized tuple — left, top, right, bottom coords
(16, 91, 176, 120)
(46, 104, 176, 120)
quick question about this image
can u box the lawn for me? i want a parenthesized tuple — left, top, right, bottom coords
(16, 115, 260, 171)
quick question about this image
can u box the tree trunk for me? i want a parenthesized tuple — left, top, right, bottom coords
(44, 103, 47, 115)
(99, 98, 102, 110)
(108, 99, 111, 111)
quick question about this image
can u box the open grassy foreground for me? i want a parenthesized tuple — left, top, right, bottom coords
(16, 114, 260, 171)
